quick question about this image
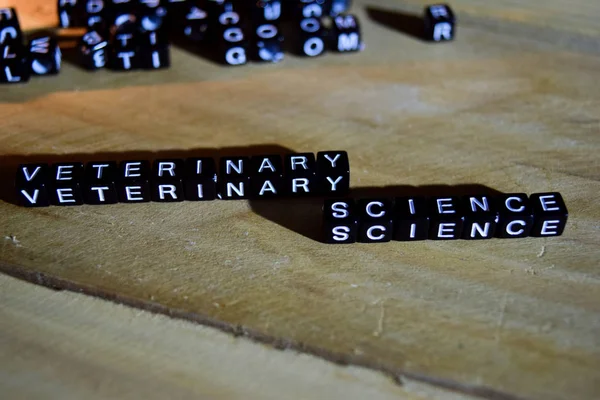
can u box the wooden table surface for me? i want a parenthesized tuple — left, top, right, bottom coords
(1, 1, 599, 399)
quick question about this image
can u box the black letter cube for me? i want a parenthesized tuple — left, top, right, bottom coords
(80, 30, 108, 70)
(357, 198, 393, 243)
(84, 161, 119, 204)
(495, 193, 533, 239)
(50, 163, 84, 206)
(152, 159, 184, 202)
(393, 196, 429, 241)
(252, 23, 284, 63)
(530, 192, 568, 237)
(323, 198, 357, 244)
(58, 0, 85, 28)
(461, 195, 497, 240)
(424, 4, 455, 42)
(219, 156, 250, 200)
(28, 36, 61, 76)
(117, 160, 151, 203)
(250, 155, 283, 198)
(330, 14, 362, 53)
(0, 7, 23, 45)
(293, 18, 326, 57)
(285, 153, 317, 196)
(1, 41, 29, 84)
(316, 151, 349, 195)
(15, 163, 50, 207)
(429, 196, 463, 240)
(184, 157, 217, 201)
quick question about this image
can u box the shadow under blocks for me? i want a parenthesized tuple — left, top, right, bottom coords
(252, 185, 569, 244)
(251, 184, 502, 243)
(365, 6, 426, 41)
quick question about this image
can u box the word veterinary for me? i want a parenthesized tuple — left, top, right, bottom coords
(15, 151, 350, 206)
(323, 193, 568, 243)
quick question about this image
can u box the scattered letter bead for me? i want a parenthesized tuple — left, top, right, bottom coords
(495, 193, 533, 239)
(461, 195, 497, 240)
(50, 163, 85, 206)
(58, 0, 85, 28)
(290, 0, 326, 20)
(393, 196, 429, 241)
(15, 163, 50, 207)
(0, 7, 22, 45)
(179, 4, 209, 42)
(82, 0, 108, 29)
(429, 196, 463, 240)
(107, 0, 138, 28)
(330, 14, 362, 53)
(424, 4, 455, 42)
(1, 41, 29, 83)
(138, 0, 167, 33)
(28, 36, 61, 76)
(316, 151, 349, 195)
(295, 17, 325, 57)
(219, 156, 250, 200)
(285, 153, 317, 196)
(323, 198, 358, 244)
(219, 26, 248, 66)
(253, 23, 284, 63)
(357, 198, 393, 243)
(250, 155, 283, 198)
(184, 157, 217, 201)
(328, 0, 352, 16)
(246, 0, 282, 22)
(84, 161, 118, 204)
(152, 159, 184, 202)
(530, 192, 568, 237)
(140, 31, 170, 69)
(80, 30, 108, 70)
(117, 160, 151, 203)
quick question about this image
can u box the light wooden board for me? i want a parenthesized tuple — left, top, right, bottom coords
(1, 1, 600, 399)
(1, 273, 479, 400)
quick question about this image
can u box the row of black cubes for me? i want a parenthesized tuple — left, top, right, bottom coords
(323, 193, 569, 243)
(59, 0, 362, 72)
(15, 151, 350, 206)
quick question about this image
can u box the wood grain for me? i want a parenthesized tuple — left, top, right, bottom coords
(1, 1, 600, 399)
(2, 273, 479, 400)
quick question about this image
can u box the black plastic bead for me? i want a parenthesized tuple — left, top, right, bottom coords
(151, 159, 185, 202)
(316, 151, 349, 195)
(249, 155, 283, 198)
(530, 192, 568, 237)
(323, 198, 358, 244)
(429, 196, 463, 240)
(461, 195, 497, 240)
(393, 196, 429, 241)
(83, 161, 119, 204)
(495, 193, 533, 238)
(50, 163, 85, 206)
(15, 163, 51, 207)
(184, 157, 217, 201)
(357, 198, 393, 243)
(284, 153, 317, 196)
(117, 160, 151, 203)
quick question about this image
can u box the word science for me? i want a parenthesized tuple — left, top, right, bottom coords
(323, 193, 568, 244)
(15, 151, 350, 206)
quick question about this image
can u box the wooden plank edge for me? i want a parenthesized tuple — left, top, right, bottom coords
(0, 261, 525, 400)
